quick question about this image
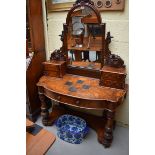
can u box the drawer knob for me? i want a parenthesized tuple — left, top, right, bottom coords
(57, 96, 61, 100)
(76, 100, 80, 104)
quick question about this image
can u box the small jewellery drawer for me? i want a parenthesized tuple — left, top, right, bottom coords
(101, 71, 126, 81)
(44, 70, 60, 77)
(43, 63, 60, 72)
(43, 61, 66, 77)
(103, 79, 125, 89)
(100, 66, 126, 89)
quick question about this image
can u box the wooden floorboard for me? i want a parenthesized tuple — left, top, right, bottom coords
(26, 119, 56, 155)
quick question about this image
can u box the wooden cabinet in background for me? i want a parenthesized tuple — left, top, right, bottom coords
(26, 0, 46, 122)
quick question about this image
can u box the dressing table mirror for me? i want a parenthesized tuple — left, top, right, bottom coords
(65, 3, 105, 76)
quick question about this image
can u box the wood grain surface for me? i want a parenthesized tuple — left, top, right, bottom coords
(37, 74, 126, 102)
(26, 119, 56, 155)
(71, 61, 101, 70)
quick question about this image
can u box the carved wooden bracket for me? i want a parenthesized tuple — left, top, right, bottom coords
(105, 54, 125, 68)
(104, 32, 125, 68)
(50, 49, 66, 61)
(59, 31, 64, 42)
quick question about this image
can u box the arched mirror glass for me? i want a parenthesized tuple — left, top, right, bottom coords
(66, 5, 103, 71)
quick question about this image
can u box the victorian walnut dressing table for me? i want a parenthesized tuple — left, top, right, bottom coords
(37, 0, 127, 148)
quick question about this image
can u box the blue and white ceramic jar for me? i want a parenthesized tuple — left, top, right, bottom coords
(55, 114, 89, 144)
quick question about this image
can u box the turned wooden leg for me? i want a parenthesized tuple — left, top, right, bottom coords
(97, 110, 107, 144)
(113, 120, 116, 130)
(103, 110, 115, 148)
(38, 93, 52, 126)
(102, 110, 116, 130)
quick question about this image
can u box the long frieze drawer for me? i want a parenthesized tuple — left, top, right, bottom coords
(44, 89, 118, 110)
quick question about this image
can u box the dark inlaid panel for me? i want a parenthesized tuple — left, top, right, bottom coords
(68, 86, 77, 92)
(65, 81, 73, 86)
(76, 80, 84, 84)
(82, 84, 90, 89)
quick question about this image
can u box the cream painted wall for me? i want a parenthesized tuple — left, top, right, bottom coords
(42, 0, 129, 126)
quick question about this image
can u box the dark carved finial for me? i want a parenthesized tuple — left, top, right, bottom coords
(106, 32, 113, 44)
(59, 31, 64, 42)
(105, 32, 125, 68)
(105, 31, 113, 58)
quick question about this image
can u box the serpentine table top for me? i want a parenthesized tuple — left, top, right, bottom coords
(37, 74, 126, 103)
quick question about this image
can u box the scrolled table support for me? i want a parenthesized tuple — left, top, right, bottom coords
(38, 93, 52, 126)
(103, 110, 115, 148)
